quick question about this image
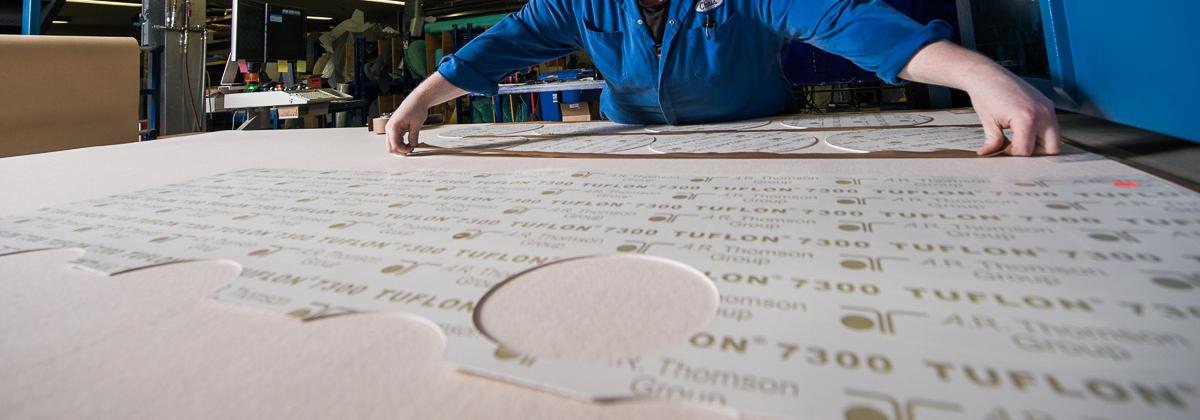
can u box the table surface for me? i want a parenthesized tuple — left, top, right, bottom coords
(0, 116, 1176, 420)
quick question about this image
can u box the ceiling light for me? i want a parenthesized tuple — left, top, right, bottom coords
(52, 20, 70, 24)
(364, 0, 406, 5)
(306, 16, 333, 21)
(65, 0, 143, 7)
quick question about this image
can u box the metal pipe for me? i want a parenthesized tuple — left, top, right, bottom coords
(167, 0, 179, 28)
(200, 24, 208, 132)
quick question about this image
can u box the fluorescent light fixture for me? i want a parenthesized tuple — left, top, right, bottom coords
(307, 16, 333, 21)
(364, 0, 406, 5)
(65, 0, 142, 7)
(52, 20, 70, 24)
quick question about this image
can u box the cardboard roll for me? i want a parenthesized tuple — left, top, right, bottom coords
(645, 119, 773, 132)
(506, 135, 656, 153)
(371, 116, 390, 134)
(780, 113, 933, 129)
(825, 126, 988, 153)
(436, 123, 543, 139)
(649, 131, 818, 154)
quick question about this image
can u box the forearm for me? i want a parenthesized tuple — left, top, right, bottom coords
(898, 40, 1009, 90)
(403, 72, 468, 109)
(434, 0, 579, 96)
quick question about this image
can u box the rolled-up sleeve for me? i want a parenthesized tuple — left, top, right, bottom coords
(437, 0, 581, 96)
(759, 0, 953, 84)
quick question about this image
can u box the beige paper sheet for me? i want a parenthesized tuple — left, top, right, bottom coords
(0, 121, 1184, 419)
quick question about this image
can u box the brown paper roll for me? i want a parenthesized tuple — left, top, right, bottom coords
(0, 35, 139, 157)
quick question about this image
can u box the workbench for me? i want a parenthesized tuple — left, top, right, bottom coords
(1, 116, 1196, 419)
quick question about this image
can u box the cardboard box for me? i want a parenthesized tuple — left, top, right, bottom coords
(277, 106, 301, 120)
(560, 102, 598, 122)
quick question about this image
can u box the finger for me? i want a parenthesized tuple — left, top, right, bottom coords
(393, 127, 409, 155)
(388, 129, 398, 154)
(1040, 120, 1062, 156)
(1008, 115, 1037, 157)
(976, 119, 1008, 156)
(386, 117, 402, 154)
(404, 125, 422, 156)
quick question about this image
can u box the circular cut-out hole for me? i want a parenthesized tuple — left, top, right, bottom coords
(475, 255, 718, 361)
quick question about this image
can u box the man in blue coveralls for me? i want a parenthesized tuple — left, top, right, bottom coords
(387, 0, 1060, 157)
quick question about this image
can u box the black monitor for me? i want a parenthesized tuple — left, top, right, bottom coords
(266, 5, 306, 61)
(231, 0, 267, 64)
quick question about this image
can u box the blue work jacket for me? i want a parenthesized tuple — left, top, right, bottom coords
(438, 0, 952, 125)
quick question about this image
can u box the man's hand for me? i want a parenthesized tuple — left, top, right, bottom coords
(386, 99, 429, 155)
(900, 41, 1060, 156)
(386, 72, 468, 156)
(961, 66, 1060, 156)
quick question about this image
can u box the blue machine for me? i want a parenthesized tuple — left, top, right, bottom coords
(786, 0, 1199, 143)
(958, 0, 1200, 142)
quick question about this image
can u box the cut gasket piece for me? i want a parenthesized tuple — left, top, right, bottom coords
(780, 113, 933, 129)
(648, 131, 818, 154)
(421, 137, 530, 150)
(824, 126, 988, 152)
(506, 134, 656, 154)
(532, 122, 644, 136)
(645, 119, 772, 133)
(437, 124, 544, 139)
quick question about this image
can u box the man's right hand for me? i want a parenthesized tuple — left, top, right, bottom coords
(387, 99, 429, 155)
(385, 72, 469, 156)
